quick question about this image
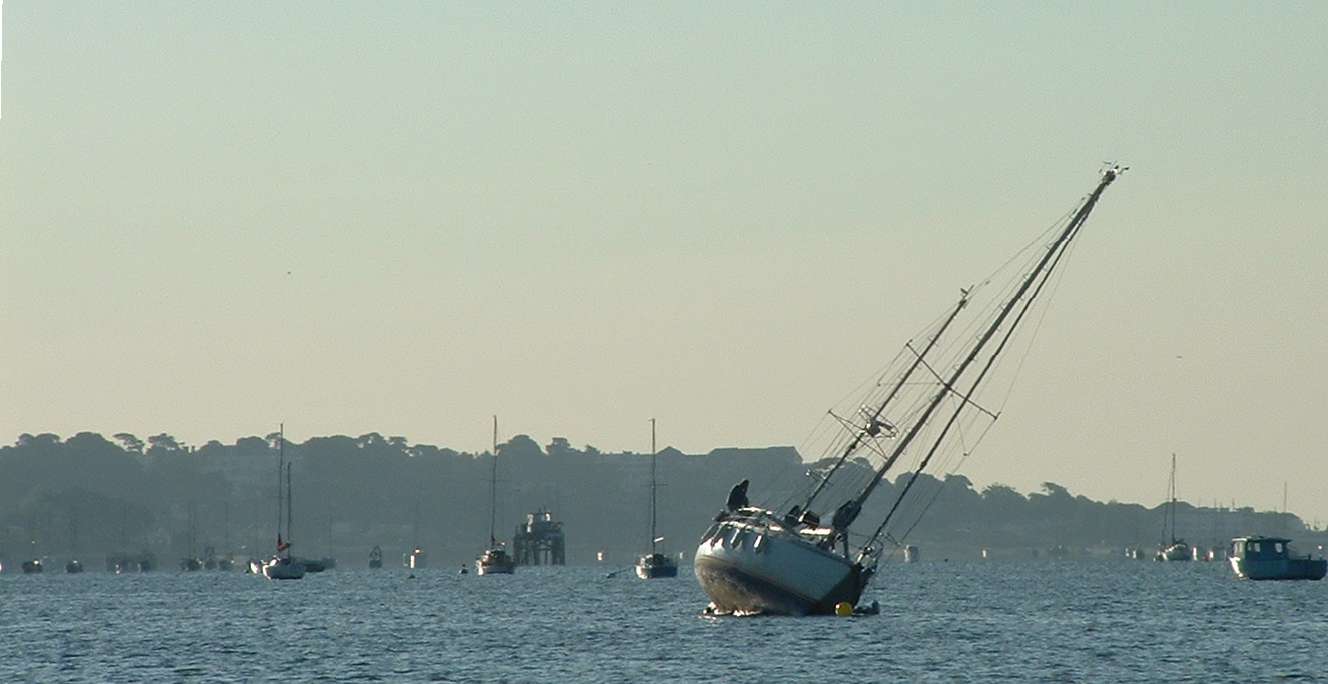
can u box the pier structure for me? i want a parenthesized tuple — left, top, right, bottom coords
(512, 508, 565, 566)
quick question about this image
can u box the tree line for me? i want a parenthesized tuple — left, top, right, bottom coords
(0, 431, 1309, 567)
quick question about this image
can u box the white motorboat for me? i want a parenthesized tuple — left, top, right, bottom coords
(694, 165, 1128, 615)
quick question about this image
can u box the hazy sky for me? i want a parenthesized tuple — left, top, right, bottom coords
(3, 2, 1326, 521)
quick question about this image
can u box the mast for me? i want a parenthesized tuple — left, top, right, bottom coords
(489, 415, 499, 547)
(847, 166, 1123, 552)
(1169, 453, 1177, 544)
(801, 293, 968, 514)
(276, 423, 285, 547)
(286, 462, 293, 554)
(650, 418, 657, 556)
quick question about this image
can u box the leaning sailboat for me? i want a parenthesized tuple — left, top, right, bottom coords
(476, 416, 515, 575)
(636, 418, 678, 579)
(694, 165, 1127, 615)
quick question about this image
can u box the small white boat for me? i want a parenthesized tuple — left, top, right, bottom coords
(263, 556, 306, 580)
(263, 424, 305, 581)
(1229, 536, 1327, 581)
(1154, 454, 1190, 562)
(1156, 542, 1191, 562)
(635, 419, 677, 580)
(475, 416, 516, 576)
(476, 546, 515, 575)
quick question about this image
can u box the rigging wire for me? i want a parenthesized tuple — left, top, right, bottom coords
(763, 200, 1082, 519)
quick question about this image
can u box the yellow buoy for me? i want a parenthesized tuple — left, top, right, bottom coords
(835, 602, 853, 617)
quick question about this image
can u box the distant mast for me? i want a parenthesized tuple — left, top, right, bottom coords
(649, 418, 658, 556)
(277, 423, 285, 547)
(1170, 453, 1177, 545)
(489, 415, 499, 547)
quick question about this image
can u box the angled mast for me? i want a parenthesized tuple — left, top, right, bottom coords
(800, 292, 969, 515)
(845, 166, 1125, 556)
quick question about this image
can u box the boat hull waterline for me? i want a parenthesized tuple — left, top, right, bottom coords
(635, 553, 678, 580)
(1229, 556, 1327, 581)
(263, 558, 306, 580)
(694, 513, 866, 616)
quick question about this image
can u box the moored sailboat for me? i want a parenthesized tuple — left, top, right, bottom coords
(1155, 454, 1190, 562)
(693, 165, 1128, 615)
(636, 418, 678, 579)
(476, 416, 515, 576)
(263, 424, 306, 581)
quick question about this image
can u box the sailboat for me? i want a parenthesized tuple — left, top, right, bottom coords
(475, 415, 515, 575)
(693, 165, 1127, 615)
(1155, 453, 1191, 562)
(636, 418, 677, 579)
(263, 424, 306, 580)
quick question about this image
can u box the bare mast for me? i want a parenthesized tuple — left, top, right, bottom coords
(800, 293, 969, 515)
(840, 166, 1125, 552)
(1169, 453, 1177, 545)
(287, 462, 293, 554)
(276, 423, 284, 548)
(650, 418, 658, 556)
(489, 415, 499, 547)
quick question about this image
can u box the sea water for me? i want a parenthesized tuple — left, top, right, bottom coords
(1, 559, 1323, 681)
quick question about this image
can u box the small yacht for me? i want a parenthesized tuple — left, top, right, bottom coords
(369, 545, 383, 569)
(1155, 454, 1191, 562)
(262, 425, 306, 581)
(21, 559, 43, 574)
(1229, 537, 1327, 581)
(65, 559, 84, 574)
(477, 546, 515, 575)
(475, 416, 516, 576)
(635, 419, 678, 579)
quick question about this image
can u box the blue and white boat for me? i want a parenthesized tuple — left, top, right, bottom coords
(1229, 536, 1326, 581)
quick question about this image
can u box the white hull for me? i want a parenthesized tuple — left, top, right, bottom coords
(263, 558, 306, 580)
(635, 553, 678, 579)
(694, 512, 865, 615)
(475, 547, 515, 575)
(475, 561, 514, 575)
(1157, 543, 1190, 562)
